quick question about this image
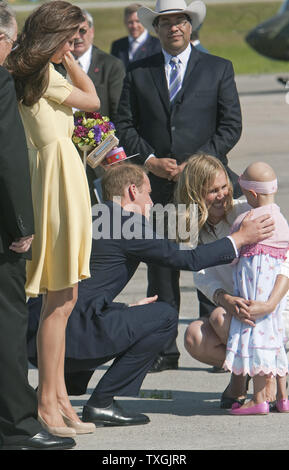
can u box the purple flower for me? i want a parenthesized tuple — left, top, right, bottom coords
(74, 116, 83, 126)
(93, 125, 102, 143)
(73, 111, 116, 149)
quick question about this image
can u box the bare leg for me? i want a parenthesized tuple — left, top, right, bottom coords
(184, 317, 226, 368)
(185, 317, 248, 400)
(56, 338, 82, 423)
(266, 375, 277, 402)
(237, 374, 267, 409)
(276, 375, 288, 401)
(223, 374, 248, 400)
(209, 307, 232, 345)
(37, 285, 78, 427)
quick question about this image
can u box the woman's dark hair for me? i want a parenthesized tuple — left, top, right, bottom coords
(8, 1, 84, 106)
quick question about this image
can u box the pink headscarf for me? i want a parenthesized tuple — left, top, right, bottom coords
(238, 175, 278, 194)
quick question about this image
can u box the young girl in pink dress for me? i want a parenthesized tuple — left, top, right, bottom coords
(215, 162, 289, 414)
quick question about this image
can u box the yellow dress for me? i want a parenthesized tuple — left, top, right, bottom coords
(19, 64, 92, 297)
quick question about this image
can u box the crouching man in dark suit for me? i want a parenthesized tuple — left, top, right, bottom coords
(27, 163, 274, 427)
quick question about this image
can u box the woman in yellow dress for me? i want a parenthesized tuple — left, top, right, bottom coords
(8, 1, 100, 436)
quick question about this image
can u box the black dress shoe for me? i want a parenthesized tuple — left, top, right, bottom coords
(220, 376, 251, 409)
(82, 400, 150, 427)
(0, 430, 76, 450)
(208, 366, 229, 373)
(220, 395, 246, 409)
(148, 355, 179, 373)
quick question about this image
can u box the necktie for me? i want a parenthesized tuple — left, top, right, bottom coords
(169, 57, 182, 102)
(129, 40, 139, 60)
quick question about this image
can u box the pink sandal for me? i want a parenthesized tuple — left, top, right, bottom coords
(276, 399, 289, 413)
(230, 401, 269, 415)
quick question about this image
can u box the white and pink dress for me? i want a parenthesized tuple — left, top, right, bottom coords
(224, 203, 289, 377)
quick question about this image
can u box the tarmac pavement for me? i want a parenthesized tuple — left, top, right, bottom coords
(28, 73, 289, 452)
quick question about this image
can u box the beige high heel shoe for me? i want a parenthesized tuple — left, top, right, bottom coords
(38, 413, 76, 438)
(59, 409, 96, 434)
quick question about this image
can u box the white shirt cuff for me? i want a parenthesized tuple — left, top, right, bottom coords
(227, 235, 239, 257)
(144, 154, 155, 164)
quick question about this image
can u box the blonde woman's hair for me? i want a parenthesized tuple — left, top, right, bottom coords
(174, 154, 233, 242)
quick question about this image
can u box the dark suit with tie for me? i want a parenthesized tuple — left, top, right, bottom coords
(115, 46, 242, 357)
(86, 45, 125, 123)
(111, 34, 161, 69)
(55, 45, 125, 123)
(0, 67, 41, 446)
(27, 201, 236, 402)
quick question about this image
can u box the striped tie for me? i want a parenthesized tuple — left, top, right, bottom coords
(169, 57, 181, 102)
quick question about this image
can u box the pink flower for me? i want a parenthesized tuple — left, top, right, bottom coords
(74, 126, 89, 137)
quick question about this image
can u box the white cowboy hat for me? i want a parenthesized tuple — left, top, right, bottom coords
(138, 0, 206, 33)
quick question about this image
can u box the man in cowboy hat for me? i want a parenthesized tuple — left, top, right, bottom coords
(116, 0, 243, 372)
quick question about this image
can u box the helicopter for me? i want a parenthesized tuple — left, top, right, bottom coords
(246, 0, 289, 61)
(245, 0, 289, 85)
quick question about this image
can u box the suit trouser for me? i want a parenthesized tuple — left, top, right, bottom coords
(64, 301, 178, 404)
(147, 264, 180, 357)
(0, 255, 41, 445)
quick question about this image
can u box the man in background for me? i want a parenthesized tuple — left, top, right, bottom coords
(190, 28, 208, 53)
(111, 3, 161, 68)
(73, 9, 125, 123)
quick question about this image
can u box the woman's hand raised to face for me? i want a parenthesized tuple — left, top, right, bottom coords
(62, 51, 100, 112)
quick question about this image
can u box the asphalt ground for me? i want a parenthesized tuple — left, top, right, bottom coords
(26, 74, 289, 457)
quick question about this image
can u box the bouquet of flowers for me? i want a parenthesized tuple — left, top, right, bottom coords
(73, 111, 116, 150)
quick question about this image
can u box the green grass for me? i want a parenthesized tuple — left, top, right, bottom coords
(11, 1, 289, 74)
(201, 1, 289, 74)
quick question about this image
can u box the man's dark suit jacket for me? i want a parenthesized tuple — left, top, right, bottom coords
(116, 47, 242, 205)
(0, 68, 34, 257)
(111, 34, 161, 69)
(27, 201, 236, 361)
(0, 67, 40, 443)
(87, 45, 125, 123)
(55, 45, 125, 123)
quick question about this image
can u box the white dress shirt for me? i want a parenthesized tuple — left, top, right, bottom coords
(162, 43, 192, 90)
(128, 30, 149, 61)
(76, 45, 93, 74)
(145, 44, 192, 165)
